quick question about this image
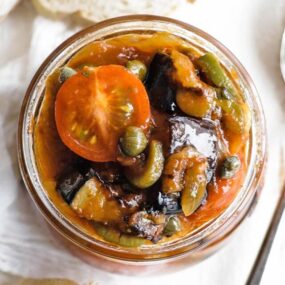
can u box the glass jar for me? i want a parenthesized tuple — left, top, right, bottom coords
(17, 15, 266, 275)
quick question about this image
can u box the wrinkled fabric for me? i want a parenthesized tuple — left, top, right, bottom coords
(0, 0, 285, 284)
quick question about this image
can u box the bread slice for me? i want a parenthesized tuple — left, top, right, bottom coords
(0, 0, 21, 22)
(32, 0, 189, 22)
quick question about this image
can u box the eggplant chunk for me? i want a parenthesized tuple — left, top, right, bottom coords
(119, 193, 146, 213)
(156, 192, 182, 214)
(56, 171, 86, 204)
(86, 162, 123, 184)
(170, 49, 202, 89)
(71, 177, 123, 223)
(143, 182, 182, 214)
(128, 211, 166, 242)
(145, 53, 177, 113)
(169, 116, 218, 182)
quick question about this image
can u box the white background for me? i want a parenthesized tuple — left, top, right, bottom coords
(0, 0, 285, 284)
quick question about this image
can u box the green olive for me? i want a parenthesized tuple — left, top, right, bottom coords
(125, 140, 164, 189)
(181, 161, 207, 216)
(220, 155, 241, 179)
(94, 223, 146, 247)
(94, 223, 120, 243)
(58, 66, 77, 83)
(196, 52, 237, 97)
(120, 126, 148, 157)
(164, 216, 181, 236)
(119, 234, 146, 247)
(196, 53, 251, 135)
(219, 99, 251, 134)
(126, 60, 147, 81)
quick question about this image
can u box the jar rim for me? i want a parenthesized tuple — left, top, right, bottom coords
(17, 14, 267, 262)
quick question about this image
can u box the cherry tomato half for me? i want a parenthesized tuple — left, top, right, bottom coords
(55, 65, 150, 162)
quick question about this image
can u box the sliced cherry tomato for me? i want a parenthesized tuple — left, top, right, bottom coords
(55, 65, 150, 162)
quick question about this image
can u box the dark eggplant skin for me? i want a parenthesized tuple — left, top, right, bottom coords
(56, 171, 85, 203)
(156, 192, 182, 214)
(169, 116, 218, 182)
(56, 160, 123, 204)
(145, 53, 177, 113)
(143, 181, 182, 215)
(57, 159, 142, 205)
(128, 211, 165, 242)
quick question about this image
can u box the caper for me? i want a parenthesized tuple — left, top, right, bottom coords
(120, 126, 148, 157)
(220, 155, 241, 179)
(58, 66, 77, 83)
(126, 60, 147, 81)
(125, 140, 164, 189)
(164, 216, 181, 236)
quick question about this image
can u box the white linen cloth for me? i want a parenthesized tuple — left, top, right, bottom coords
(0, 0, 285, 284)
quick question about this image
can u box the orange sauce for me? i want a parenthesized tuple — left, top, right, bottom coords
(34, 33, 249, 244)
